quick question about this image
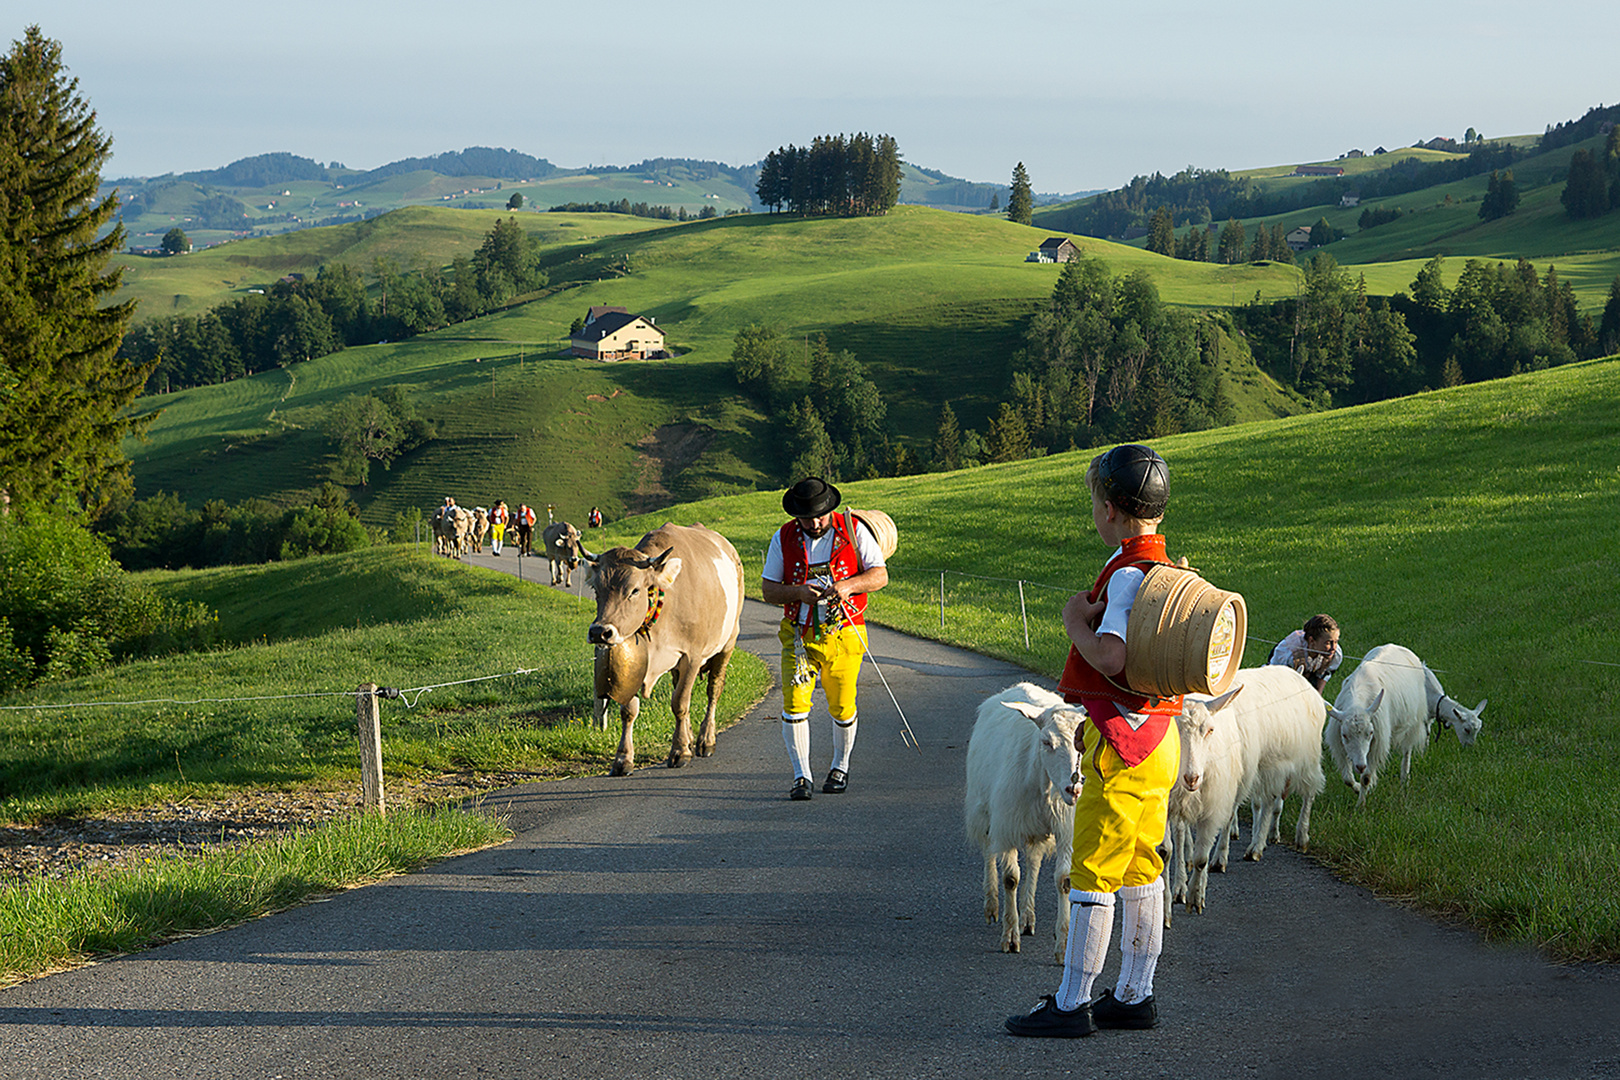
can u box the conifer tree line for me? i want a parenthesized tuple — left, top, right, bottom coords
(1234, 253, 1618, 405)
(0, 27, 152, 515)
(1560, 126, 1620, 220)
(121, 218, 548, 393)
(755, 133, 902, 216)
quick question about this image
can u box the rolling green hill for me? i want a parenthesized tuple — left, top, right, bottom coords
(123, 206, 1311, 525)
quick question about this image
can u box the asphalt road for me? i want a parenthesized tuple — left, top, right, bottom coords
(4, 566, 1618, 1079)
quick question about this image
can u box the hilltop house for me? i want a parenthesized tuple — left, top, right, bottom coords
(1340, 191, 1361, 208)
(570, 309, 666, 361)
(1025, 236, 1080, 263)
(1285, 226, 1314, 252)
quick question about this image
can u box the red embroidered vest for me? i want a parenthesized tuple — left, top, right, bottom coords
(1057, 533, 1182, 767)
(780, 514, 867, 635)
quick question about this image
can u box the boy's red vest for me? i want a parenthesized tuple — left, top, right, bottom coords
(779, 514, 867, 635)
(1057, 533, 1183, 768)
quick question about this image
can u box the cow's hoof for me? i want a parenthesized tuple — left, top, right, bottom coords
(695, 742, 715, 758)
(666, 752, 692, 769)
(610, 760, 632, 777)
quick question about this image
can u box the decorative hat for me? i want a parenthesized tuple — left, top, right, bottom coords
(782, 477, 842, 518)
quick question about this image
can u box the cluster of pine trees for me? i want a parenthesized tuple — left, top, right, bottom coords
(1144, 208, 1305, 265)
(547, 199, 720, 221)
(1236, 253, 1619, 405)
(730, 327, 907, 480)
(755, 133, 902, 216)
(121, 218, 547, 393)
(1560, 127, 1620, 220)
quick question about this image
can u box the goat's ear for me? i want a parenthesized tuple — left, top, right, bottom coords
(1327, 705, 1346, 723)
(1472, 698, 1488, 715)
(1206, 684, 1243, 713)
(1005, 701, 1046, 723)
(1370, 689, 1386, 712)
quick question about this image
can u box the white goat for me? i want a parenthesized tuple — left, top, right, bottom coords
(1164, 683, 1254, 924)
(1327, 643, 1478, 805)
(965, 683, 1084, 961)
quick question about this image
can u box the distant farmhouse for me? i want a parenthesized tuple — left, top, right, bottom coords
(1025, 237, 1080, 263)
(570, 306, 667, 361)
(1340, 191, 1361, 208)
(1285, 226, 1314, 252)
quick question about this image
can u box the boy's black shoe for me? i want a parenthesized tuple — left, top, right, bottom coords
(789, 777, 814, 801)
(822, 768, 848, 794)
(1091, 989, 1158, 1029)
(1004, 995, 1096, 1038)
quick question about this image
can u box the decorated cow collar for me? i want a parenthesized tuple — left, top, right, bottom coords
(636, 586, 666, 637)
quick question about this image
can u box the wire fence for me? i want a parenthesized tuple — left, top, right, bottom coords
(1, 562, 1612, 718)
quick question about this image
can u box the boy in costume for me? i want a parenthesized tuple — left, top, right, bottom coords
(1006, 444, 1180, 1038)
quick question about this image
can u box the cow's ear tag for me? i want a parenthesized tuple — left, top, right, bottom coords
(656, 557, 684, 587)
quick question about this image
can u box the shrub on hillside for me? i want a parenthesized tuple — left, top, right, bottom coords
(96, 485, 374, 570)
(0, 508, 216, 693)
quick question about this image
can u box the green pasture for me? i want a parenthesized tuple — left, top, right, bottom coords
(112, 207, 679, 319)
(123, 205, 1308, 522)
(587, 356, 1620, 960)
(0, 545, 772, 824)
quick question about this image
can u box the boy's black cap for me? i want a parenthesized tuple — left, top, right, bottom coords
(783, 477, 841, 517)
(1099, 444, 1168, 519)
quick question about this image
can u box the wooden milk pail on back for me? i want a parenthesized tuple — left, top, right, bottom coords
(846, 509, 898, 559)
(1123, 563, 1247, 697)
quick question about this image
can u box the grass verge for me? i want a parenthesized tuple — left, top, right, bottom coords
(0, 804, 511, 987)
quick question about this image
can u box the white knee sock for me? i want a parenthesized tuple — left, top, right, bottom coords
(1055, 890, 1115, 1010)
(1115, 879, 1165, 1004)
(782, 714, 811, 779)
(830, 714, 857, 773)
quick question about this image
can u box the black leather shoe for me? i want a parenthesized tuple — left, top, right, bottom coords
(1004, 995, 1096, 1038)
(789, 777, 814, 801)
(1091, 989, 1158, 1029)
(822, 768, 848, 794)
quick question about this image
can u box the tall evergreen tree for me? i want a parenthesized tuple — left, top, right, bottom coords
(1478, 169, 1520, 220)
(0, 27, 152, 514)
(1561, 149, 1610, 219)
(931, 401, 962, 471)
(1217, 218, 1247, 264)
(1599, 275, 1620, 356)
(1007, 162, 1034, 225)
(1146, 206, 1175, 255)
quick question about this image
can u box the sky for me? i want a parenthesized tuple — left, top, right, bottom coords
(22, 0, 1620, 194)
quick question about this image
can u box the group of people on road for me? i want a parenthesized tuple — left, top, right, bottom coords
(441, 498, 610, 558)
(760, 445, 1344, 1044)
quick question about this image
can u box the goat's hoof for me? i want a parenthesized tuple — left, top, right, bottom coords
(610, 761, 632, 777)
(1243, 851, 1262, 862)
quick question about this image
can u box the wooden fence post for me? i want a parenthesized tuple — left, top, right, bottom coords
(356, 683, 386, 816)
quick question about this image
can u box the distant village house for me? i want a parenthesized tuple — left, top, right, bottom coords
(1025, 236, 1080, 263)
(570, 307, 667, 361)
(1285, 226, 1314, 252)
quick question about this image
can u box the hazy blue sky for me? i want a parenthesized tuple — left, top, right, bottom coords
(26, 0, 1620, 191)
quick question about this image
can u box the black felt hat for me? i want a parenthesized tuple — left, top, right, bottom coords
(783, 477, 842, 518)
(1098, 444, 1169, 519)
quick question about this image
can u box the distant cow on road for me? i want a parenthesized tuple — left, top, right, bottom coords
(583, 523, 744, 776)
(541, 521, 584, 586)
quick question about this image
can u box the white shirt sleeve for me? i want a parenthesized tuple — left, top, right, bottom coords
(1096, 566, 1145, 643)
(761, 530, 786, 583)
(1269, 630, 1305, 667)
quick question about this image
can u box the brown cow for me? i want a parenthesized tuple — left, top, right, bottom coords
(584, 523, 744, 776)
(541, 521, 584, 586)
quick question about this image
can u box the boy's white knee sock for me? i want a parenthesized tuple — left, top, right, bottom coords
(1055, 890, 1115, 1011)
(782, 714, 811, 779)
(830, 715, 857, 773)
(1115, 879, 1165, 1004)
